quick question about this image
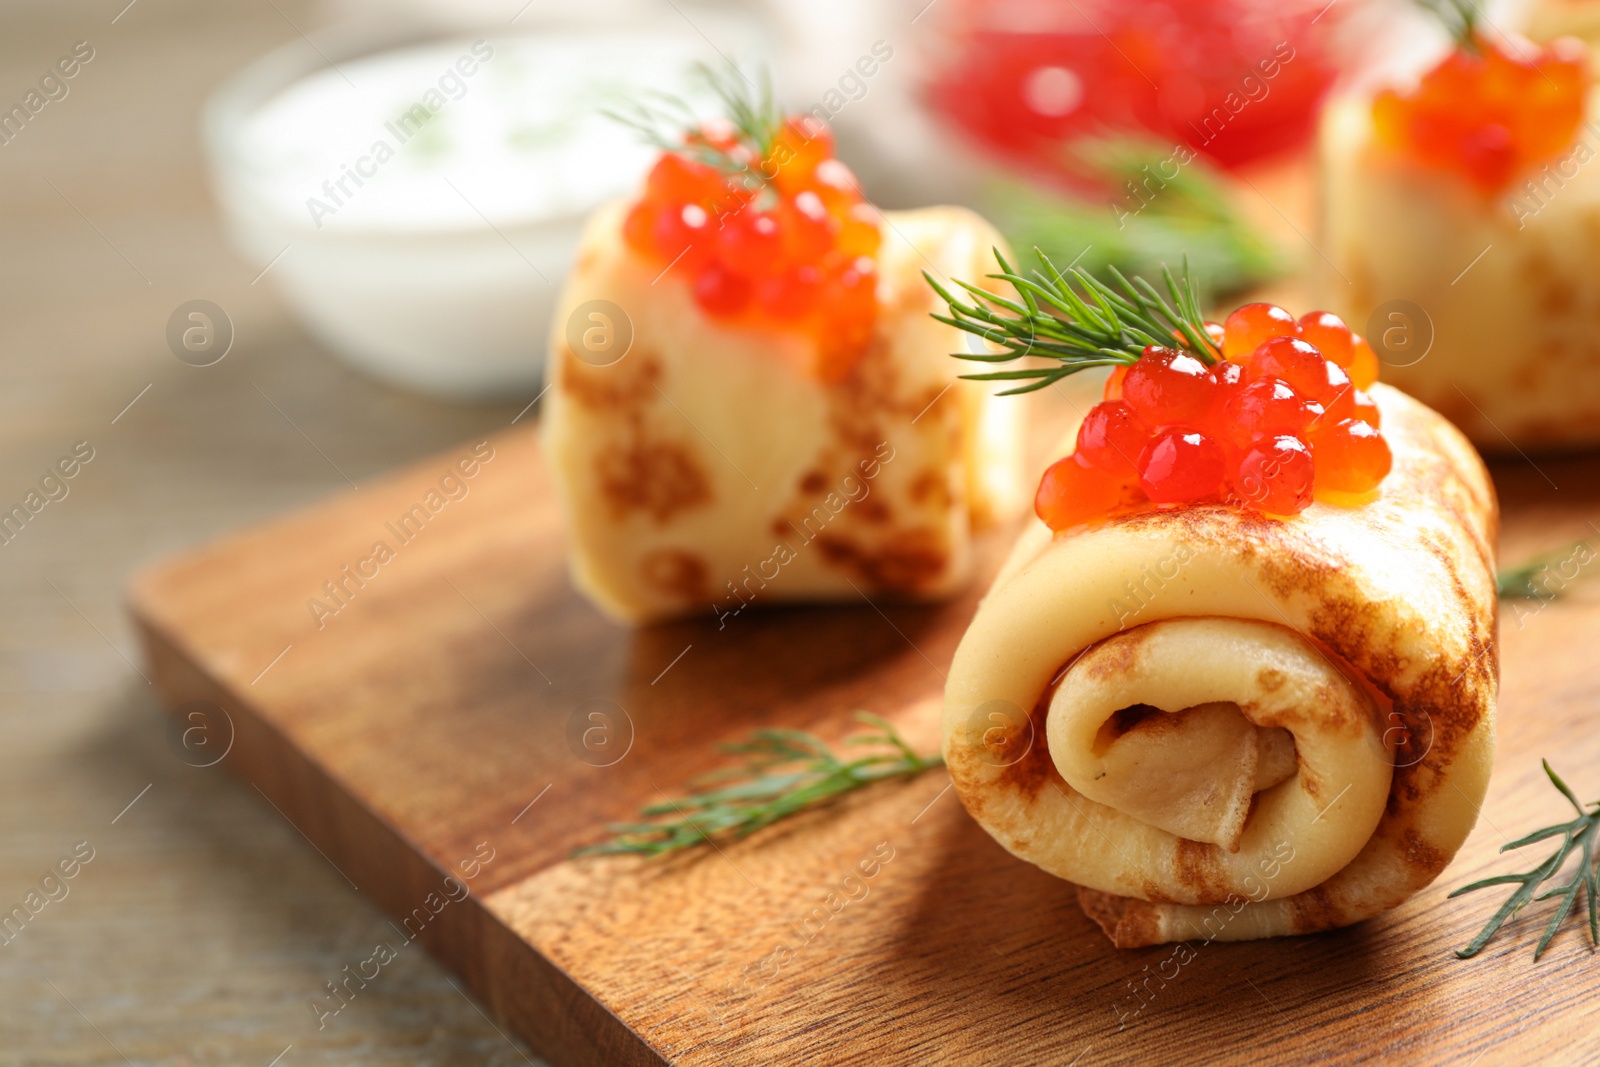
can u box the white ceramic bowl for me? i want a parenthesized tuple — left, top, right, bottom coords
(203, 17, 763, 399)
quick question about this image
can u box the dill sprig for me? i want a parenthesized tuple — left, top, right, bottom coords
(576, 713, 942, 857)
(1452, 760, 1600, 960)
(604, 61, 784, 176)
(1414, 0, 1482, 51)
(923, 248, 1221, 396)
(1497, 539, 1595, 599)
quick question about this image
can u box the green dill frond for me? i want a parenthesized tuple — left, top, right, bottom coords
(575, 713, 942, 857)
(603, 61, 786, 176)
(1452, 760, 1600, 960)
(924, 248, 1220, 396)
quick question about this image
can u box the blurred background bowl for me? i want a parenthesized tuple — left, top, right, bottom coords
(203, 6, 767, 399)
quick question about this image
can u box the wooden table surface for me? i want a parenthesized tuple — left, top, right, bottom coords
(0, 2, 543, 1062)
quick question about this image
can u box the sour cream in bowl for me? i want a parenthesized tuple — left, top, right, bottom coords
(205, 23, 753, 398)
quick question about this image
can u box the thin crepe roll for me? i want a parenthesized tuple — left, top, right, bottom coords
(943, 384, 1498, 947)
(544, 202, 1025, 624)
(1319, 87, 1600, 450)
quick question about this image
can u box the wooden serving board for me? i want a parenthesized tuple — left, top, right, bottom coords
(129, 395, 1600, 1067)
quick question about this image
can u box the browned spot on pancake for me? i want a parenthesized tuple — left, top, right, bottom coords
(1173, 837, 1227, 901)
(825, 311, 955, 455)
(1261, 680, 1365, 740)
(909, 382, 954, 424)
(1077, 886, 1129, 936)
(1256, 667, 1286, 693)
(596, 434, 711, 523)
(857, 498, 892, 525)
(559, 348, 660, 410)
(1287, 883, 1345, 935)
(911, 469, 949, 508)
(786, 500, 847, 543)
(1138, 881, 1175, 905)
(1081, 627, 1152, 682)
(814, 529, 946, 595)
(1077, 888, 1165, 949)
(986, 694, 1056, 801)
(639, 549, 709, 604)
(829, 333, 901, 437)
(766, 274, 977, 562)
(1400, 826, 1451, 881)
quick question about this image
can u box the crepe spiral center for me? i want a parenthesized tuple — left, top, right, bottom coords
(1045, 617, 1392, 902)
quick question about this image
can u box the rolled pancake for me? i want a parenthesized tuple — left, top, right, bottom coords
(543, 201, 1025, 624)
(943, 384, 1498, 946)
(1320, 88, 1600, 449)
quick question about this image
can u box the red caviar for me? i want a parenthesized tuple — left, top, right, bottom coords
(1075, 401, 1150, 479)
(1234, 435, 1316, 515)
(1139, 429, 1227, 504)
(1035, 454, 1133, 529)
(1122, 348, 1215, 425)
(622, 118, 881, 379)
(1033, 303, 1393, 531)
(1312, 419, 1392, 493)
(1371, 34, 1589, 195)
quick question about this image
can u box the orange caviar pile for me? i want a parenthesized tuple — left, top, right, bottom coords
(1371, 34, 1588, 194)
(1036, 304, 1390, 531)
(622, 118, 882, 379)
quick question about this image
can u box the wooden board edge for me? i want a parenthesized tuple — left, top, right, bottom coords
(129, 604, 666, 1067)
